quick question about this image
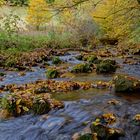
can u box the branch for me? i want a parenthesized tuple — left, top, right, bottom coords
(48, 0, 103, 19)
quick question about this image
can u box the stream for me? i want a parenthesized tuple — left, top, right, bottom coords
(0, 51, 140, 140)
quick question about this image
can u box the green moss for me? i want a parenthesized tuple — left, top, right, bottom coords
(78, 134, 93, 140)
(46, 68, 59, 79)
(71, 63, 92, 73)
(52, 56, 62, 65)
(114, 75, 140, 92)
(96, 59, 117, 73)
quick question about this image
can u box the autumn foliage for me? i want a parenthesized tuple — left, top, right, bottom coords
(26, 0, 50, 30)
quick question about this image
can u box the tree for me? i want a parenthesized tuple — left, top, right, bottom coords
(26, 0, 50, 30)
(92, 0, 140, 42)
(0, 0, 4, 6)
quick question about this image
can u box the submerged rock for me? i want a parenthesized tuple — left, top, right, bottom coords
(113, 75, 140, 92)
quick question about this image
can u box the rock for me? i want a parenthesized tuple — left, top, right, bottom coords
(46, 68, 59, 79)
(96, 59, 117, 73)
(107, 99, 120, 105)
(113, 75, 140, 92)
(0, 92, 63, 117)
(132, 114, 140, 126)
(71, 63, 92, 73)
(77, 133, 93, 140)
(18, 72, 26, 76)
(90, 113, 124, 139)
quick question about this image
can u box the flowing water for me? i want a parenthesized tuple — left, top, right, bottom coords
(0, 51, 140, 140)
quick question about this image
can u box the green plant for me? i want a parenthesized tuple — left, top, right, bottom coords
(46, 68, 59, 79)
(71, 63, 92, 73)
(52, 56, 62, 65)
(0, 94, 29, 117)
(96, 59, 117, 73)
(32, 96, 51, 115)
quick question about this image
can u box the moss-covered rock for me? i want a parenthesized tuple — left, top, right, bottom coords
(78, 133, 93, 140)
(0, 93, 63, 117)
(52, 56, 62, 65)
(71, 63, 92, 73)
(113, 75, 140, 92)
(90, 113, 124, 140)
(0, 94, 30, 117)
(96, 59, 117, 73)
(46, 68, 59, 79)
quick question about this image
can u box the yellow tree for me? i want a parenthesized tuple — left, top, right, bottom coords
(26, 0, 50, 30)
(0, 0, 4, 6)
(92, 0, 139, 40)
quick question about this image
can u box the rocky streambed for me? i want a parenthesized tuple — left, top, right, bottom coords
(0, 50, 140, 140)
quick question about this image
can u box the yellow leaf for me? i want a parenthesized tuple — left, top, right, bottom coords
(23, 106, 29, 112)
(16, 99, 21, 105)
(16, 107, 21, 114)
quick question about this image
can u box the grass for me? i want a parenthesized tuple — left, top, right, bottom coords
(0, 30, 79, 56)
(0, 32, 47, 53)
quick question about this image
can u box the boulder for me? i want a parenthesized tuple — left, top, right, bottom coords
(96, 59, 117, 73)
(113, 75, 140, 92)
(71, 63, 92, 73)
